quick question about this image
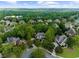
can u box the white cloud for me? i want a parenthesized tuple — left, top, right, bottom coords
(37, 1, 79, 8)
(5, 0, 16, 3)
(37, 1, 59, 5)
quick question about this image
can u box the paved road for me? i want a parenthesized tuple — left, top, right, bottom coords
(21, 47, 57, 58)
(21, 47, 36, 58)
(45, 52, 57, 58)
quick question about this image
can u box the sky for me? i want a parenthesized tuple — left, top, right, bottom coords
(0, 1, 79, 8)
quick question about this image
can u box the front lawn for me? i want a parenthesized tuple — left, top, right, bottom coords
(57, 46, 79, 58)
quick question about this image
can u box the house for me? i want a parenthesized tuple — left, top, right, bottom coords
(54, 23, 59, 28)
(37, 20, 43, 23)
(75, 19, 79, 25)
(5, 20, 11, 26)
(4, 16, 15, 20)
(19, 40, 26, 45)
(62, 18, 67, 23)
(7, 37, 20, 45)
(65, 22, 73, 29)
(16, 16, 23, 19)
(29, 20, 36, 24)
(0, 20, 5, 24)
(76, 26, 79, 32)
(10, 22, 17, 26)
(19, 20, 25, 24)
(54, 19, 60, 24)
(46, 19, 52, 23)
(4, 16, 23, 22)
(65, 27, 76, 36)
(0, 20, 10, 26)
(55, 35, 67, 46)
(36, 32, 45, 40)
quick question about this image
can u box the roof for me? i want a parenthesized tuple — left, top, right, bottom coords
(55, 35, 67, 45)
(4, 16, 23, 20)
(36, 32, 44, 36)
(54, 19, 60, 23)
(36, 32, 45, 40)
(7, 37, 20, 42)
(66, 28, 76, 36)
(47, 19, 52, 22)
(29, 20, 36, 23)
(38, 20, 43, 22)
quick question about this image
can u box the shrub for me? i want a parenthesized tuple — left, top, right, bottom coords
(27, 40, 33, 48)
(34, 40, 42, 47)
(55, 46, 63, 54)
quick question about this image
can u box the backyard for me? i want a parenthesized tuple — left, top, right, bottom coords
(57, 46, 79, 58)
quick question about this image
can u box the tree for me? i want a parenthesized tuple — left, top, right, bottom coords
(16, 23, 27, 38)
(1, 43, 13, 57)
(0, 33, 6, 42)
(0, 36, 3, 52)
(0, 38, 3, 44)
(30, 48, 45, 58)
(42, 40, 55, 52)
(55, 46, 63, 54)
(66, 37, 75, 48)
(12, 46, 24, 57)
(58, 22, 66, 33)
(14, 24, 35, 40)
(26, 24, 35, 40)
(27, 40, 33, 48)
(34, 23, 48, 33)
(4, 23, 35, 40)
(66, 35, 79, 48)
(0, 24, 5, 33)
(45, 27, 56, 42)
(12, 43, 26, 57)
(42, 26, 55, 51)
(34, 40, 42, 47)
(56, 27, 63, 35)
(72, 35, 79, 46)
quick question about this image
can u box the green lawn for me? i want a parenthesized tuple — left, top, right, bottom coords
(57, 46, 79, 58)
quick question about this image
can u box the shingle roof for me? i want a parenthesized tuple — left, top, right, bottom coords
(56, 35, 67, 45)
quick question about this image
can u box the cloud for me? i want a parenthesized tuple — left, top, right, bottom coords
(37, 1, 59, 5)
(0, 1, 79, 8)
(37, 1, 79, 8)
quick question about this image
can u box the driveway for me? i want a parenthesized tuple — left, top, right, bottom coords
(21, 47, 35, 58)
(21, 47, 58, 58)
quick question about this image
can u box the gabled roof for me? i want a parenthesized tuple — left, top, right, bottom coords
(36, 32, 45, 40)
(55, 35, 67, 45)
(66, 27, 76, 36)
(7, 37, 20, 42)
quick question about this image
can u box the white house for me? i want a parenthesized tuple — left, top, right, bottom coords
(65, 22, 73, 29)
(46, 19, 52, 23)
(37, 19, 43, 23)
(55, 35, 67, 46)
(4, 16, 16, 20)
(54, 19, 60, 24)
(65, 27, 76, 36)
(16, 16, 22, 19)
(36, 32, 45, 40)
(7, 37, 20, 45)
(19, 20, 25, 24)
(29, 20, 36, 24)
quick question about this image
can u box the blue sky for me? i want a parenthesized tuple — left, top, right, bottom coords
(0, 1, 79, 8)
